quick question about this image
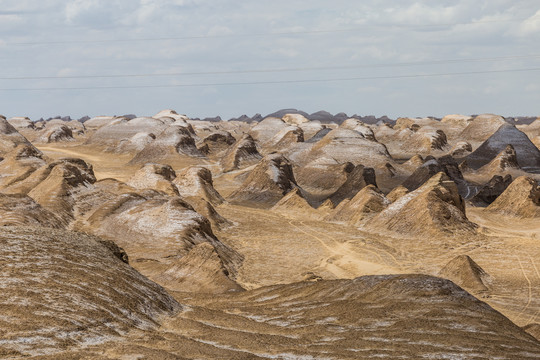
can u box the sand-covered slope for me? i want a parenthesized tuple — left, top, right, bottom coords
(486, 176, 540, 217)
(0, 226, 180, 357)
(72, 274, 540, 359)
(228, 153, 297, 206)
(371, 172, 477, 236)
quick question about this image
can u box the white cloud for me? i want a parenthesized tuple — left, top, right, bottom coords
(0, 0, 539, 119)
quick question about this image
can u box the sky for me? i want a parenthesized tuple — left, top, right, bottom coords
(1, 0, 539, 120)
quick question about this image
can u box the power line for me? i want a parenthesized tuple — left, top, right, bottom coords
(8, 18, 527, 46)
(1, 67, 539, 91)
(2, 54, 539, 81)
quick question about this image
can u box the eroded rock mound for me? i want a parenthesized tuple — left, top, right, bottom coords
(327, 185, 390, 225)
(228, 153, 298, 206)
(459, 114, 506, 144)
(466, 123, 540, 171)
(0, 117, 33, 156)
(486, 176, 540, 217)
(0, 226, 180, 357)
(401, 155, 467, 196)
(271, 187, 317, 216)
(372, 172, 477, 236)
(198, 130, 236, 155)
(0, 194, 64, 228)
(220, 134, 262, 172)
(174, 166, 225, 205)
(386, 185, 409, 203)
(470, 175, 513, 206)
(156, 242, 244, 293)
(26, 158, 97, 224)
(439, 255, 490, 293)
(127, 163, 179, 196)
(38, 124, 74, 143)
(130, 125, 203, 164)
(327, 164, 377, 206)
(0, 144, 46, 191)
(309, 127, 392, 166)
(479, 144, 520, 173)
(451, 141, 473, 157)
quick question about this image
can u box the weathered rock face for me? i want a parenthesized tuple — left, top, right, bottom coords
(228, 153, 298, 206)
(486, 176, 540, 217)
(0, 117, 34, 156)
(327, 184, 390, 225)
(466, 123, 540, 171)
(327, 164, 377, 206)
(25, 158, 97, 224)
(198, 130, 236, 155)
(0, 194, 64, 228)
(127, 163, 179, 196)
(371, 172, 477, 236)
(470, 174, 513, 206)
(129, 124, 203, 164)
(386, 185, 409, 203)
(220, 134, 262, 172)
(459, 113, 507, 144)
(451, 141, 473, 157)
(155, 242, 244, 293)
(38, 124, 74, 143)
(480, 144, 520, 173)
(309, 127, 392, 167)
(0, 226, 180, 357)
(174, 166, 225, 206)
(401, 155, 467, 196)
(439, 255, 490, 293)
(271, 187, 317, 216)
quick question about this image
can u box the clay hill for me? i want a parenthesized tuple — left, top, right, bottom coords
(439, 255, 490, 293)
(466, 123, 540, 171)
(486, 176, 540, 217)
(371, 172, 477, 236)
(228, 153, 298, 206)
(220, 134, 262, 172)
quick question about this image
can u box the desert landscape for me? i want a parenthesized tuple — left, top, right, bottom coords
(0, 109, 539, 358)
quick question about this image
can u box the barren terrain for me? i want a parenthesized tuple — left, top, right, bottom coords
(1, 110, 540, 358)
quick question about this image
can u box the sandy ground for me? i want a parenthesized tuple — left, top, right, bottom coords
(36, 143, 540, 327)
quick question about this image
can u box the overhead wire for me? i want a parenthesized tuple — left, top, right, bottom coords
(1, 67, 539, 91)
(1, 54, 539, 80)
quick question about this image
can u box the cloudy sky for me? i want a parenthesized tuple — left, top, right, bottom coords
(1, 0, 539, 120)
